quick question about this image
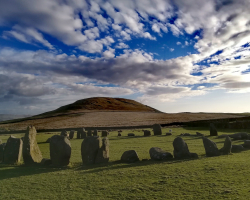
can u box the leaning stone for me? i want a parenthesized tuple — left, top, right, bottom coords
(152, 124, 162, 135)
(102, 131, 109, 137)
(23, 126, 43, 164)
(50, 135, 71, 166)
(0, 143, 6, 162)
(4, 136, 23, 164)
(41, 158, 52, 166)
(210, 123, 218, 136)
(81, 136, 101, 164)
(95, 137, 109, 164)
(242, 140, 250, 149)
(87, 130, 92, 137)
(128, 133, 135, 137)
(219, 136, 232, 155)
(69, 130, 74, 139)
(143, 130, 151, 136)
(121, 150, 139, 163)
(173, 137, 192, 159)
(149, 147, 173, 160)
(231, 145, 245, 153)
(93, 129, 98, 136)
(202, 137, 220, 157)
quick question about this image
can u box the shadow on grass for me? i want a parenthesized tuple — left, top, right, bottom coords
(0, 163, 65, 181)
(109, 135, 205, 141)
(75, 157, 203, 174)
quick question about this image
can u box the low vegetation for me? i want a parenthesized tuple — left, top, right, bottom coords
(1, 127, 250, 199)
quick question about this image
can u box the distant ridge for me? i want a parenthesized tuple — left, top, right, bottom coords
(37, 97, 160, 117)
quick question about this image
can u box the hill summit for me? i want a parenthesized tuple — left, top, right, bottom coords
(42, 97, 160, 116)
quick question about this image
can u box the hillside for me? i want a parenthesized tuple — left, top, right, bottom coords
(0, 97, 244, 131)
(37, 97, 160, 118)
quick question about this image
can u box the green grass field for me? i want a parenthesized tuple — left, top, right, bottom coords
(1, 127, 250, 200)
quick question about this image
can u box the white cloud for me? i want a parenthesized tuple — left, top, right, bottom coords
(121, 31, 131, 40)
(103, 48, 115, 58)
(79, 40, 103, 53)
(84, 27, 100, 40)
(3, 25, 54, 49)
(143, 32, 156, 40)
(115, 42, 129, 49)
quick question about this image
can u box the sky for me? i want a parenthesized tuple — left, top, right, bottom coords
(0, 0, 250, 115)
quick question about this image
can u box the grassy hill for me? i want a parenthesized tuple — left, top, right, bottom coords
(36, 97, 160, 118)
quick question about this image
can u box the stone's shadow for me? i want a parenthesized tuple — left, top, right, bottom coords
(109, 135, 203, 141)
(75, 157, 201, 174)
(0, 163, 64, 181)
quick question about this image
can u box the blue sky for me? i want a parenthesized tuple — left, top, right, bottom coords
(0, 0, 250, 115)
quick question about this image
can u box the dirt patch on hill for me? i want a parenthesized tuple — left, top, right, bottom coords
(0, 111, 242, 131)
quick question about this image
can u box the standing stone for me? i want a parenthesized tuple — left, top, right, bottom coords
(0, 143, 6, 162)
(128, 133, 135, 137)
(210, 123, 218, 136)
(219, 136, 232, 155)
(69, 130, 74, 140)
(143, 130, 151, 137)
(173, 137, 192, 159)
(87, 130, 92, 137)
(77, 128, 86, 139)
(60, 130, 68, 137)
(118, 133, 122, 136)
(4, 136, 23, 164)
(93, 129, 98, 136)
(23, 126, 43, 164)
(152, 124, 162, 135)
(95, 137, 109, 164)
(202, 137, 220, 157)
(50, 135, 71, 166)
(81, 136, 101, 164)
(121, 150, 139, 163)
(77, 130, 81, 139)
(149, 147, 173, 160)
(166, 132, 172, 136)
(102, 131, 109, 137)
(81, 131, 87, 139)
